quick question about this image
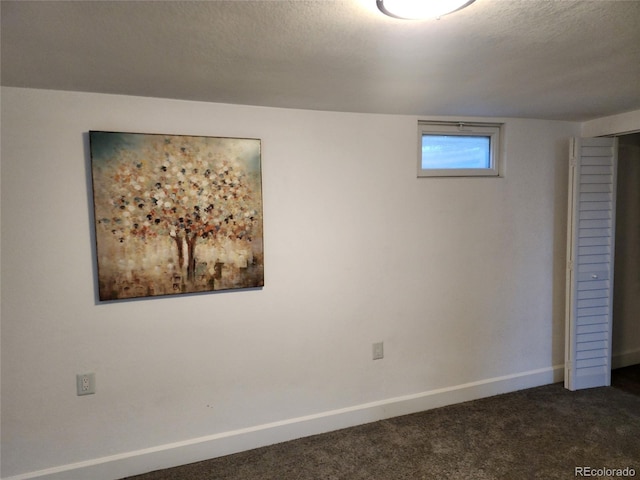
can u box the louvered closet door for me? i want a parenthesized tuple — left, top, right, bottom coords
(565, 137, 618, 391)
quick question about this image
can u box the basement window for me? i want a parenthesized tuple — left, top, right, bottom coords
(418, 121, 503, 177)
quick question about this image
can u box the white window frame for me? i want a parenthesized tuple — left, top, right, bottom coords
(418, 121, 503, 177)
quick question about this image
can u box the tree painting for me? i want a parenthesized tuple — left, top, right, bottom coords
(89, 131, 263, 300)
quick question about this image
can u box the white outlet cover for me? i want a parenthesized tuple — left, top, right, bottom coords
(76, 373, 96, 396)
(373, 342, 384, 360)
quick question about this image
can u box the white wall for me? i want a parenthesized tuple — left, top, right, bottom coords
(581, 109, 640, 137)
(1, 87, 578, 479)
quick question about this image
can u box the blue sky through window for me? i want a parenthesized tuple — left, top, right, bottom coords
(421, 135, 491, 169)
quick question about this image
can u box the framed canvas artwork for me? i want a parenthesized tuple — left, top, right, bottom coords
(89, 131, 264, 301)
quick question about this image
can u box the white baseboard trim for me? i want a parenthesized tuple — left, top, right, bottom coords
(612, 348, 640, 369)
(3, 365, 564, 480)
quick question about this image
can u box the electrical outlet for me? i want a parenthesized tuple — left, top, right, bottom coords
(76, 373, 95, 396)
(372, 342, 384, 360)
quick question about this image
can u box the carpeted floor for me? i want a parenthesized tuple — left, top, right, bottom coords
(122, 365, 640, 480)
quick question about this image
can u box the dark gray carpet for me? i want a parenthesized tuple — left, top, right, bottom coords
(123, 367, 640, 480)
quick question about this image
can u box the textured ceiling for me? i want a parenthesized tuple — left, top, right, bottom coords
(1, 0, 639, 121)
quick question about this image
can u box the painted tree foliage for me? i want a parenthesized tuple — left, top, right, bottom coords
(90, 132, 263, 300)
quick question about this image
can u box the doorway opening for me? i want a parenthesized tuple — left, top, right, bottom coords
(611, 132, 640, 396)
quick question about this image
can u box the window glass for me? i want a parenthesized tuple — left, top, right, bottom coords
(418, 122, 502, 177)
(421, 135, 491, 169)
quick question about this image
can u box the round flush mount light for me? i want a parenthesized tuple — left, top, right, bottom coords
(376, 0, 476, 19)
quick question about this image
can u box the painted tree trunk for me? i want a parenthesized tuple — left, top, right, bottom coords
(173, 235, 185, 270)
(187, 234, 198, 282)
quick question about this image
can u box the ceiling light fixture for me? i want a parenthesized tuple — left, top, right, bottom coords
(376, 0, 476, 19)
